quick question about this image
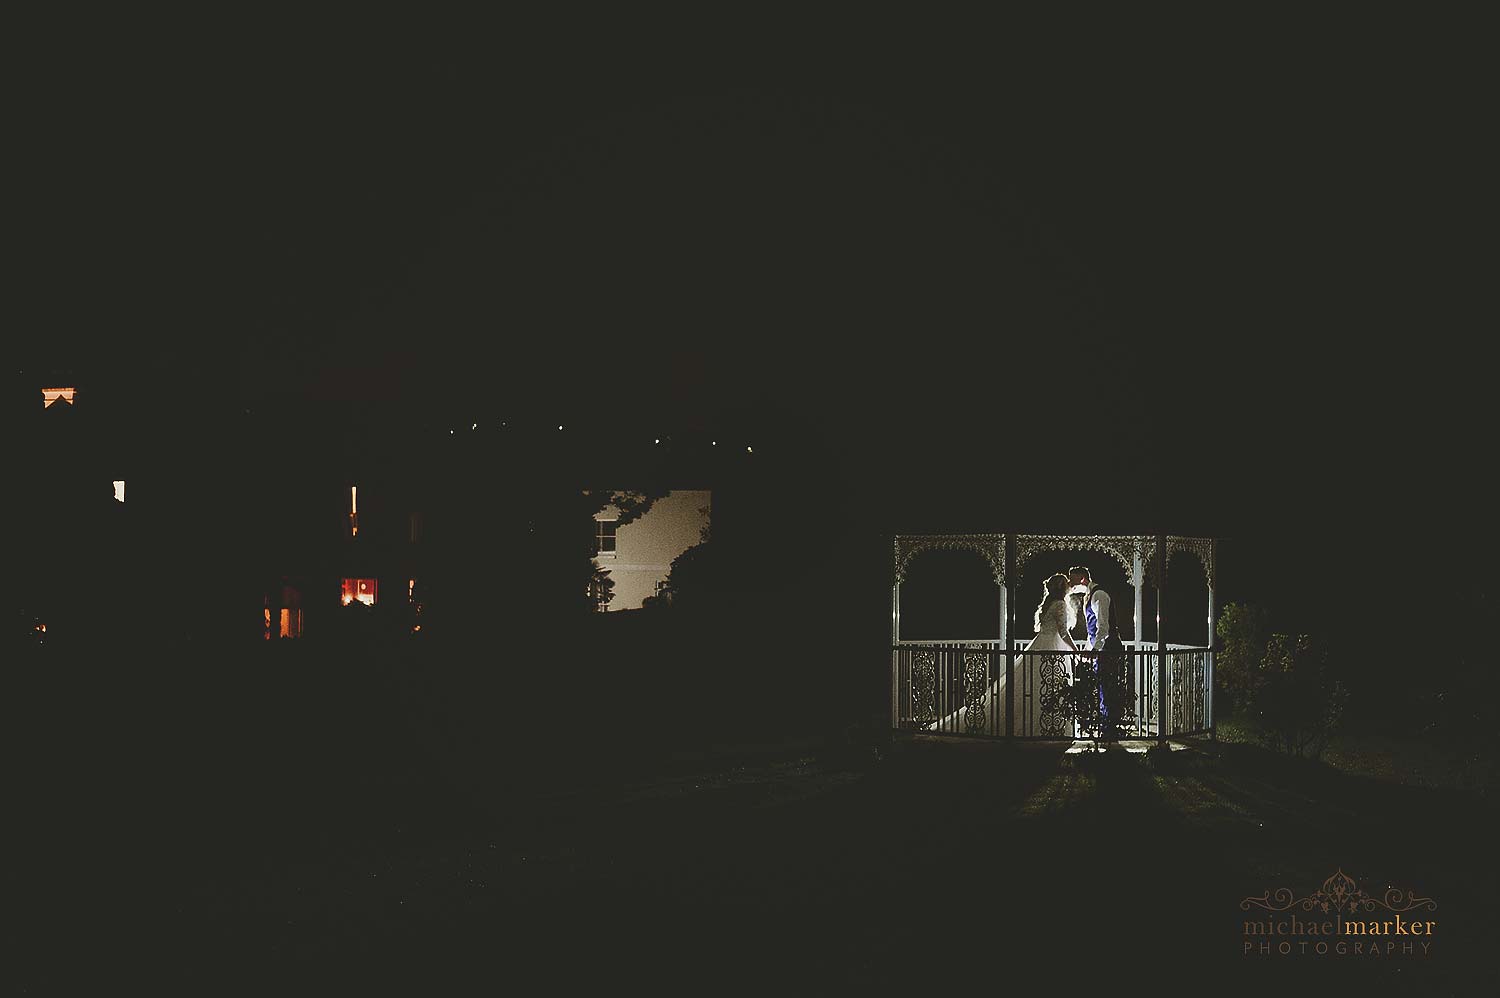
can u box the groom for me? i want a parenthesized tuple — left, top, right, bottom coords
(1069, 566, 1122, 737)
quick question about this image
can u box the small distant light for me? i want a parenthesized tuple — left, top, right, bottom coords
(471, 422, 477, 430)
(654, 438, 660, 445)
(711, 440, 717, 446)
(746, 445, 754, 454)
(558, 425, 564, 431)
(449, 429, 454, 435)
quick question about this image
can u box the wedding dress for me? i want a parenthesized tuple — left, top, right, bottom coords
(927, 598, 1077, 737)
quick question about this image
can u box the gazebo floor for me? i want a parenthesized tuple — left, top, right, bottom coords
(1064, 738, 1192, 754)
(909, 733, 1198, 754)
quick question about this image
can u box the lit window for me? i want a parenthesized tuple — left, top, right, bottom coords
(268, 585, 304, 638)
(41, 387, 77, 408)
(349, 486, 359, 538)
(342, 578, 378, 606)
(112, 480, 125, 503)
(595, 519, 618, 556)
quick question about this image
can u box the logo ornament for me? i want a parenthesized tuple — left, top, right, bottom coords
(1241, 868, 1436, 915)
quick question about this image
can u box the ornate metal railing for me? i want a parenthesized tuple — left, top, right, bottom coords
(891, 645, 1213, 741)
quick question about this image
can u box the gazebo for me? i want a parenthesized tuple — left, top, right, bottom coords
(890, 533, 1216, 744)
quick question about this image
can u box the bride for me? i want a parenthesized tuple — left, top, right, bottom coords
(928, 573, 1079, 736)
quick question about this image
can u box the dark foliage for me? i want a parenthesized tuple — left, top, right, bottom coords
(1214, 602, 1270, 716)
(646, 539, 719, 610)
(1249, 634, 1347, 759)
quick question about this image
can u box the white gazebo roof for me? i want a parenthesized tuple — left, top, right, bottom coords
(892, 533, 1214, 588)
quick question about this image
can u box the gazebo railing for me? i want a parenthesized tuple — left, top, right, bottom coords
(891, 645, 1212, 740)
(892, 639, 1205, 651)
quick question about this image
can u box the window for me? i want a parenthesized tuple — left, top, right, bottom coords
(112, 480, 125, 503)
(595, 518, 618, 556)
(267, 584, 304, 638)
(342, 578, 378, 606)
(41, 387, 76, 408)
(349, 486, 359, 538)
(279, 608, 304, 638)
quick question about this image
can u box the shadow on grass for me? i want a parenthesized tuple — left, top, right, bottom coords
(14, 638, 1492, 991)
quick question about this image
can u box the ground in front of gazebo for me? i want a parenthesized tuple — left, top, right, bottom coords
(18, 717, 1487, 991)
(912, 732, 1197, 754)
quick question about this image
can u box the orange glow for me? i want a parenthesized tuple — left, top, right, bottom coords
(263, 608, 271, 639)
(41, 387, 76, 408)
(278, 608, 303, 638)
(407, 578, 416, 600)
(350, 486, 359, 537)
(341, 578, 378, 606)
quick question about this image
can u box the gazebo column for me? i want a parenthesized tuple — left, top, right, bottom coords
(1004, 533, 1015, 738)
(998, 578, 1008, 737)
(1156, 532, 1168, 746)
(1132, 546, 1145, 730)
(1206, 538, 1216, 740)
(891, 579, 900, 729)
(998, 584, 1007, 654)
(1131, 548, 1144, 648)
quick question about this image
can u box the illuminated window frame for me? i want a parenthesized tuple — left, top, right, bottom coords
(595, 519, 618, 557)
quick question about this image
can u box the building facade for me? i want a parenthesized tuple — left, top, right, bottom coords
(593, 490, 711, 610)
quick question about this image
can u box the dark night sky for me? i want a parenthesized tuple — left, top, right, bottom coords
(16, 16, 1493, 624)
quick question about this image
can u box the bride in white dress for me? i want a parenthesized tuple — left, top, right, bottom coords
(928, 573, 1079, 735)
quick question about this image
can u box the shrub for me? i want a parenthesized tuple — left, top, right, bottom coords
(1215, 603, 1270, 716)
(1250, 634, 1347, 759)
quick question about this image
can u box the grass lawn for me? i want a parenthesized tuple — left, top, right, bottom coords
(10, 670, 1496, 993)
(1215, 714, 1495, 794)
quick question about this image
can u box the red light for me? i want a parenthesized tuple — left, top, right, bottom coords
(341, 578, 378, 606)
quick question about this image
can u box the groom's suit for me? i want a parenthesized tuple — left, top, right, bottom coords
(1084, 584, 1125, 730)
(1083, 584, 1112, 653)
